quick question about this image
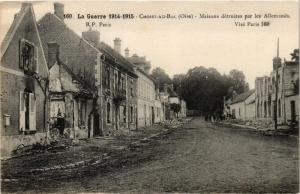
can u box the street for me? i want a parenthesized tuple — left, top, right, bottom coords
(2, 117, 298, 193)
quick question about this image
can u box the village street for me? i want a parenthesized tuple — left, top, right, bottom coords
(2, 117, 298, 193)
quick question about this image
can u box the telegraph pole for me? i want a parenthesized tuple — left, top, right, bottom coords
(273, 38, 281, 130)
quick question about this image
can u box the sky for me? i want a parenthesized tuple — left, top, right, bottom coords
(0, 1, 298, 88)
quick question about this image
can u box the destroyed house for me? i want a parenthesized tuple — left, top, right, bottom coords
(0, 3, 49, 157)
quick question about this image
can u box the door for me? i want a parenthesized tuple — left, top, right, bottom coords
(25, 93, 30, 130)
(28, 93, 36, 131)
(19, 92, 25, 131)
(291, 101, 296, 122)
(144, 105, 146, 126)
(93, 112, 101, 136)
(152, 107, 155, 124)
(115, 106, 119, 130)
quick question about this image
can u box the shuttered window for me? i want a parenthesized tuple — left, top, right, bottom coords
(19, 92, 36, 132)
(34, 45, 38, 73)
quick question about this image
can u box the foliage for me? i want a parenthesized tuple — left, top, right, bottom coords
(290, 49, 299, 62)
(172, 66, 249, 116)
(226, 69, 249, 96)
(151, 67, 172, 91)
(173, 74, 185, 96)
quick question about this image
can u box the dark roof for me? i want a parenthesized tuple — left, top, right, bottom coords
(137, 67, 156, 83)
(37, 12, 101, 87)
(38, 12, 137, 80)
(169, 90, 179, 97)
(1, 3, 49, 76)
(50, 60, 93, 97)
(231, 90, 255, 104)
(98, 42, 138, 78)
(285, 60, 299, 66)
(60, 60, 93, 93)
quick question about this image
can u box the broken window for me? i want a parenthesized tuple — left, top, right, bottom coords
(78, 100, 87, 126)
(130, 79, 134, 97)
(130, 106, 134, 123)
(123, 106, 126, 122)
(19, 39, 38, 74)
(105, 65, 110, 89)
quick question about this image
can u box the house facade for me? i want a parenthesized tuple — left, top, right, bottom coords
(126, 51, 160, 128)
(80, 31, 138, 134)
(180, 99, 187, 118)
(38, 3, 103, 137)
(154, 88, 164, 123)
(0, 3, 49, 157)
(48, 43, 94, 139)
(95, 41, 138, 135)
(230, 90, 255, 120)
(255, 50, 299, 124)
(134, 69, 156, 127)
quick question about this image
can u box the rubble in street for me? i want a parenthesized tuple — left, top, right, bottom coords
(1, 118, 192, 181)
(218, 119, 298, 137)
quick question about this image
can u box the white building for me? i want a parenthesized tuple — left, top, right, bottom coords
(230, 90, 255, 120)
(126, 50, 164, 127)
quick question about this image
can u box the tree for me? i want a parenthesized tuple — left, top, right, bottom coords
(226, 69, 249, 97)
(151, 67, 172, 91)
(180, 66, 229, 116)
(170, 103, 181, 118)
(173, 74, 185, 96)
(290, 49, 299, 62)
(177, 66, 249, 117)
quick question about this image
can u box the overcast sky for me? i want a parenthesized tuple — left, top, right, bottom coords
(0, 1, 298, 88)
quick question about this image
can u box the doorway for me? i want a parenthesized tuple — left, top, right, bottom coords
(291, 101, 296, 122)
(25, 93, 30, 130)
(93, 112, 101, 136)
(152, 107, 155, 124)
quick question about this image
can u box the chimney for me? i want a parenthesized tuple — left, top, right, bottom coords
(48, 42, 60, 68)
(54, 2, 64, 21)
(125, 48, 129, 58)
(21, 2, 31, 9)
(114, 38, 121, 54)
(82, 28, 100, 47)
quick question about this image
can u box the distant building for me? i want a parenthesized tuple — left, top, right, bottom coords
(159, 91, 170, 120)
(0, 3, 49, 157)
(134, 68, 156, 127)
(180, 99, 187, 118)
(126, 51, 151, 74)
(255, 48, 299, 124)
(82, 35, 139, 135)
(154, 90, 164, 123)
(126, 49, 163, 127)
(162, 84, 187, 119)
(230, 90, 255, 120)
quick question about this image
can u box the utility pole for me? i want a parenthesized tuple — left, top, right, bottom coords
(273, 38, 281, 130)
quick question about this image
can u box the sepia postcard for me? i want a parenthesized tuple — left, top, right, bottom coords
(0, 0, 299, 193)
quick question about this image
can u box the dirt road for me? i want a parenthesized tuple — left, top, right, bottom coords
(2, 118, 298, 193)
